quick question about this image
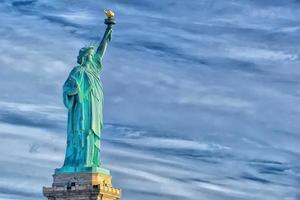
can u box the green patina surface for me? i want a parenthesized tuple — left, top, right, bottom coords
(55, 17, 115, 175)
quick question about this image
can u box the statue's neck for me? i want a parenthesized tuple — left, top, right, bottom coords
(80, 61, 91, 68)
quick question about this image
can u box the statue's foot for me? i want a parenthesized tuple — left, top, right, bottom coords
(76, 166, 110, 175)
(55, 166, 76, 174)
(55, 166, 110, 175)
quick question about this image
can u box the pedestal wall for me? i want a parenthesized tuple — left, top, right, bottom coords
(43, 173, 121, 200)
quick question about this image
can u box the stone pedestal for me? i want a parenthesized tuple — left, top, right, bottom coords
(43, 173, 121, 200)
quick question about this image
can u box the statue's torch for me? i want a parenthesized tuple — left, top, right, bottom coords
(104, 9, 116, 25)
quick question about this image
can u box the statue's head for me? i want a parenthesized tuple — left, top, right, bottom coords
(77, 46, 95, 65)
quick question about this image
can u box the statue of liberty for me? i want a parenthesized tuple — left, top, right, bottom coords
(55, 10, 116, 175)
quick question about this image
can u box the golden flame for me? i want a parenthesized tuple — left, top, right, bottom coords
(104, 9, 115, 18)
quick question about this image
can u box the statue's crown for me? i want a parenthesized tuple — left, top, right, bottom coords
(79, 46, 94, 55)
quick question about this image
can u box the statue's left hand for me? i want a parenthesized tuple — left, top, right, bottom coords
(64, 78, 78, 96)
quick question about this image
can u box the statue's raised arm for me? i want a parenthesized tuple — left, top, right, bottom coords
(94, 10, 116, 65)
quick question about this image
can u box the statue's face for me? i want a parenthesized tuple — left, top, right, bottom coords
(77, 46, 95, 65)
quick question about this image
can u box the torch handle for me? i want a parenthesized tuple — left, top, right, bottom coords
(104, 17, 116, 25)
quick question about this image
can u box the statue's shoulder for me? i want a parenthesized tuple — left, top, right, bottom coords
(69, 66, 87, 82)
(69, 66, 81, 75)
(67, 66, 79, 80)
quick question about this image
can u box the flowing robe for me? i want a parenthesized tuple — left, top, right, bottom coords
(61, 25, 112, 170)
